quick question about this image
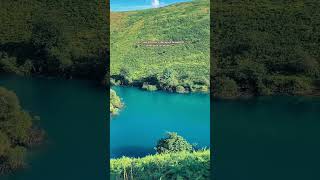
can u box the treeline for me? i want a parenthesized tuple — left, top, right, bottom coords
(0, 0, 108, 81)
(110, 132, 210, 179)
(212, 0, 320, 98)
(0, 87, 44, 174)
(111, 67, 209, 93)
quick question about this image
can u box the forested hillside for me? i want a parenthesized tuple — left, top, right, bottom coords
(111, 0, 210, 93)
(212, 0, 320, 97)
(0, 0, 108, 80)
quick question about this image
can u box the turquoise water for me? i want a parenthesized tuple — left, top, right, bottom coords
(110, 86, 210, 158)
(3, 74, 319, 179)
(111, 0, 192, 12)
(213, 97, 320, 180)
(0, 74, 107, 180)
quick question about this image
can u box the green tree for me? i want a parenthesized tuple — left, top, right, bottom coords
(212, 77, 238, 98)
(155, 132, 193, 154)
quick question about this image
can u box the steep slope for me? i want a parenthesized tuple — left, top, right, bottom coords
(110, 0, 210, 92)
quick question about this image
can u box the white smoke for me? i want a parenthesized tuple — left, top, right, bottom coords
(152, 0, 160, 8)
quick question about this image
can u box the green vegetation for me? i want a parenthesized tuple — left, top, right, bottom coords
(212, 0, 320, 98)
(111, 132, 210, 180)
(110, 0, 210, 93)
(155, 132, 193, 154)
(110, 89, 123, 115)
(0, 87, 44, 174)
(111, 150, 210, 180)
(0, 0, 108, 80)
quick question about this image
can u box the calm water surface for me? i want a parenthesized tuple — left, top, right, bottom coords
(0, 74, 107, 180)
(2, 74, 319, 180)
(213, 97, 320, 180)
(111, 0, 192, 12)
(110, 86, 210, 158)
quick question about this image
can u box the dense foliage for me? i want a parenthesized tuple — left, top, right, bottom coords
(110, 0, 210, 93)
(110, 150, 210, 180)
(0, 0, 108, 80)
(110, 89, 123, 115)
(212, 0, 320, 97)
(0, 87, 44, 174)
(155, 132, 193, 154)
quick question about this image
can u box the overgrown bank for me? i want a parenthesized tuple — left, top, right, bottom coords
(212, 0, 320, 98)
(110, 150, 210, 180)
(0, 87, 44, 174)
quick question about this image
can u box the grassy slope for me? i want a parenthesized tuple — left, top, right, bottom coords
(110, 0, 210, 83)
(110, 150, 210, 180)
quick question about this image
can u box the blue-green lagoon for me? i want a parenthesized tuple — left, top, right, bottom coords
(110, 86, 210, 158)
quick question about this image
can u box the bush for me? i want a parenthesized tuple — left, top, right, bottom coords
(175, 85, 186, 93)
(142, 83, 158, 91)
(155, 132, 193, 154)
(0, 53, 19, 74)
(212, 77, 238, 98)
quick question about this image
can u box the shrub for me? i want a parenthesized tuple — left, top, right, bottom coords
(175, 85, 186, 93)
(212, 77, 238, 98)
(142, 83, 158, 91)
(155, 132, 193, 154)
